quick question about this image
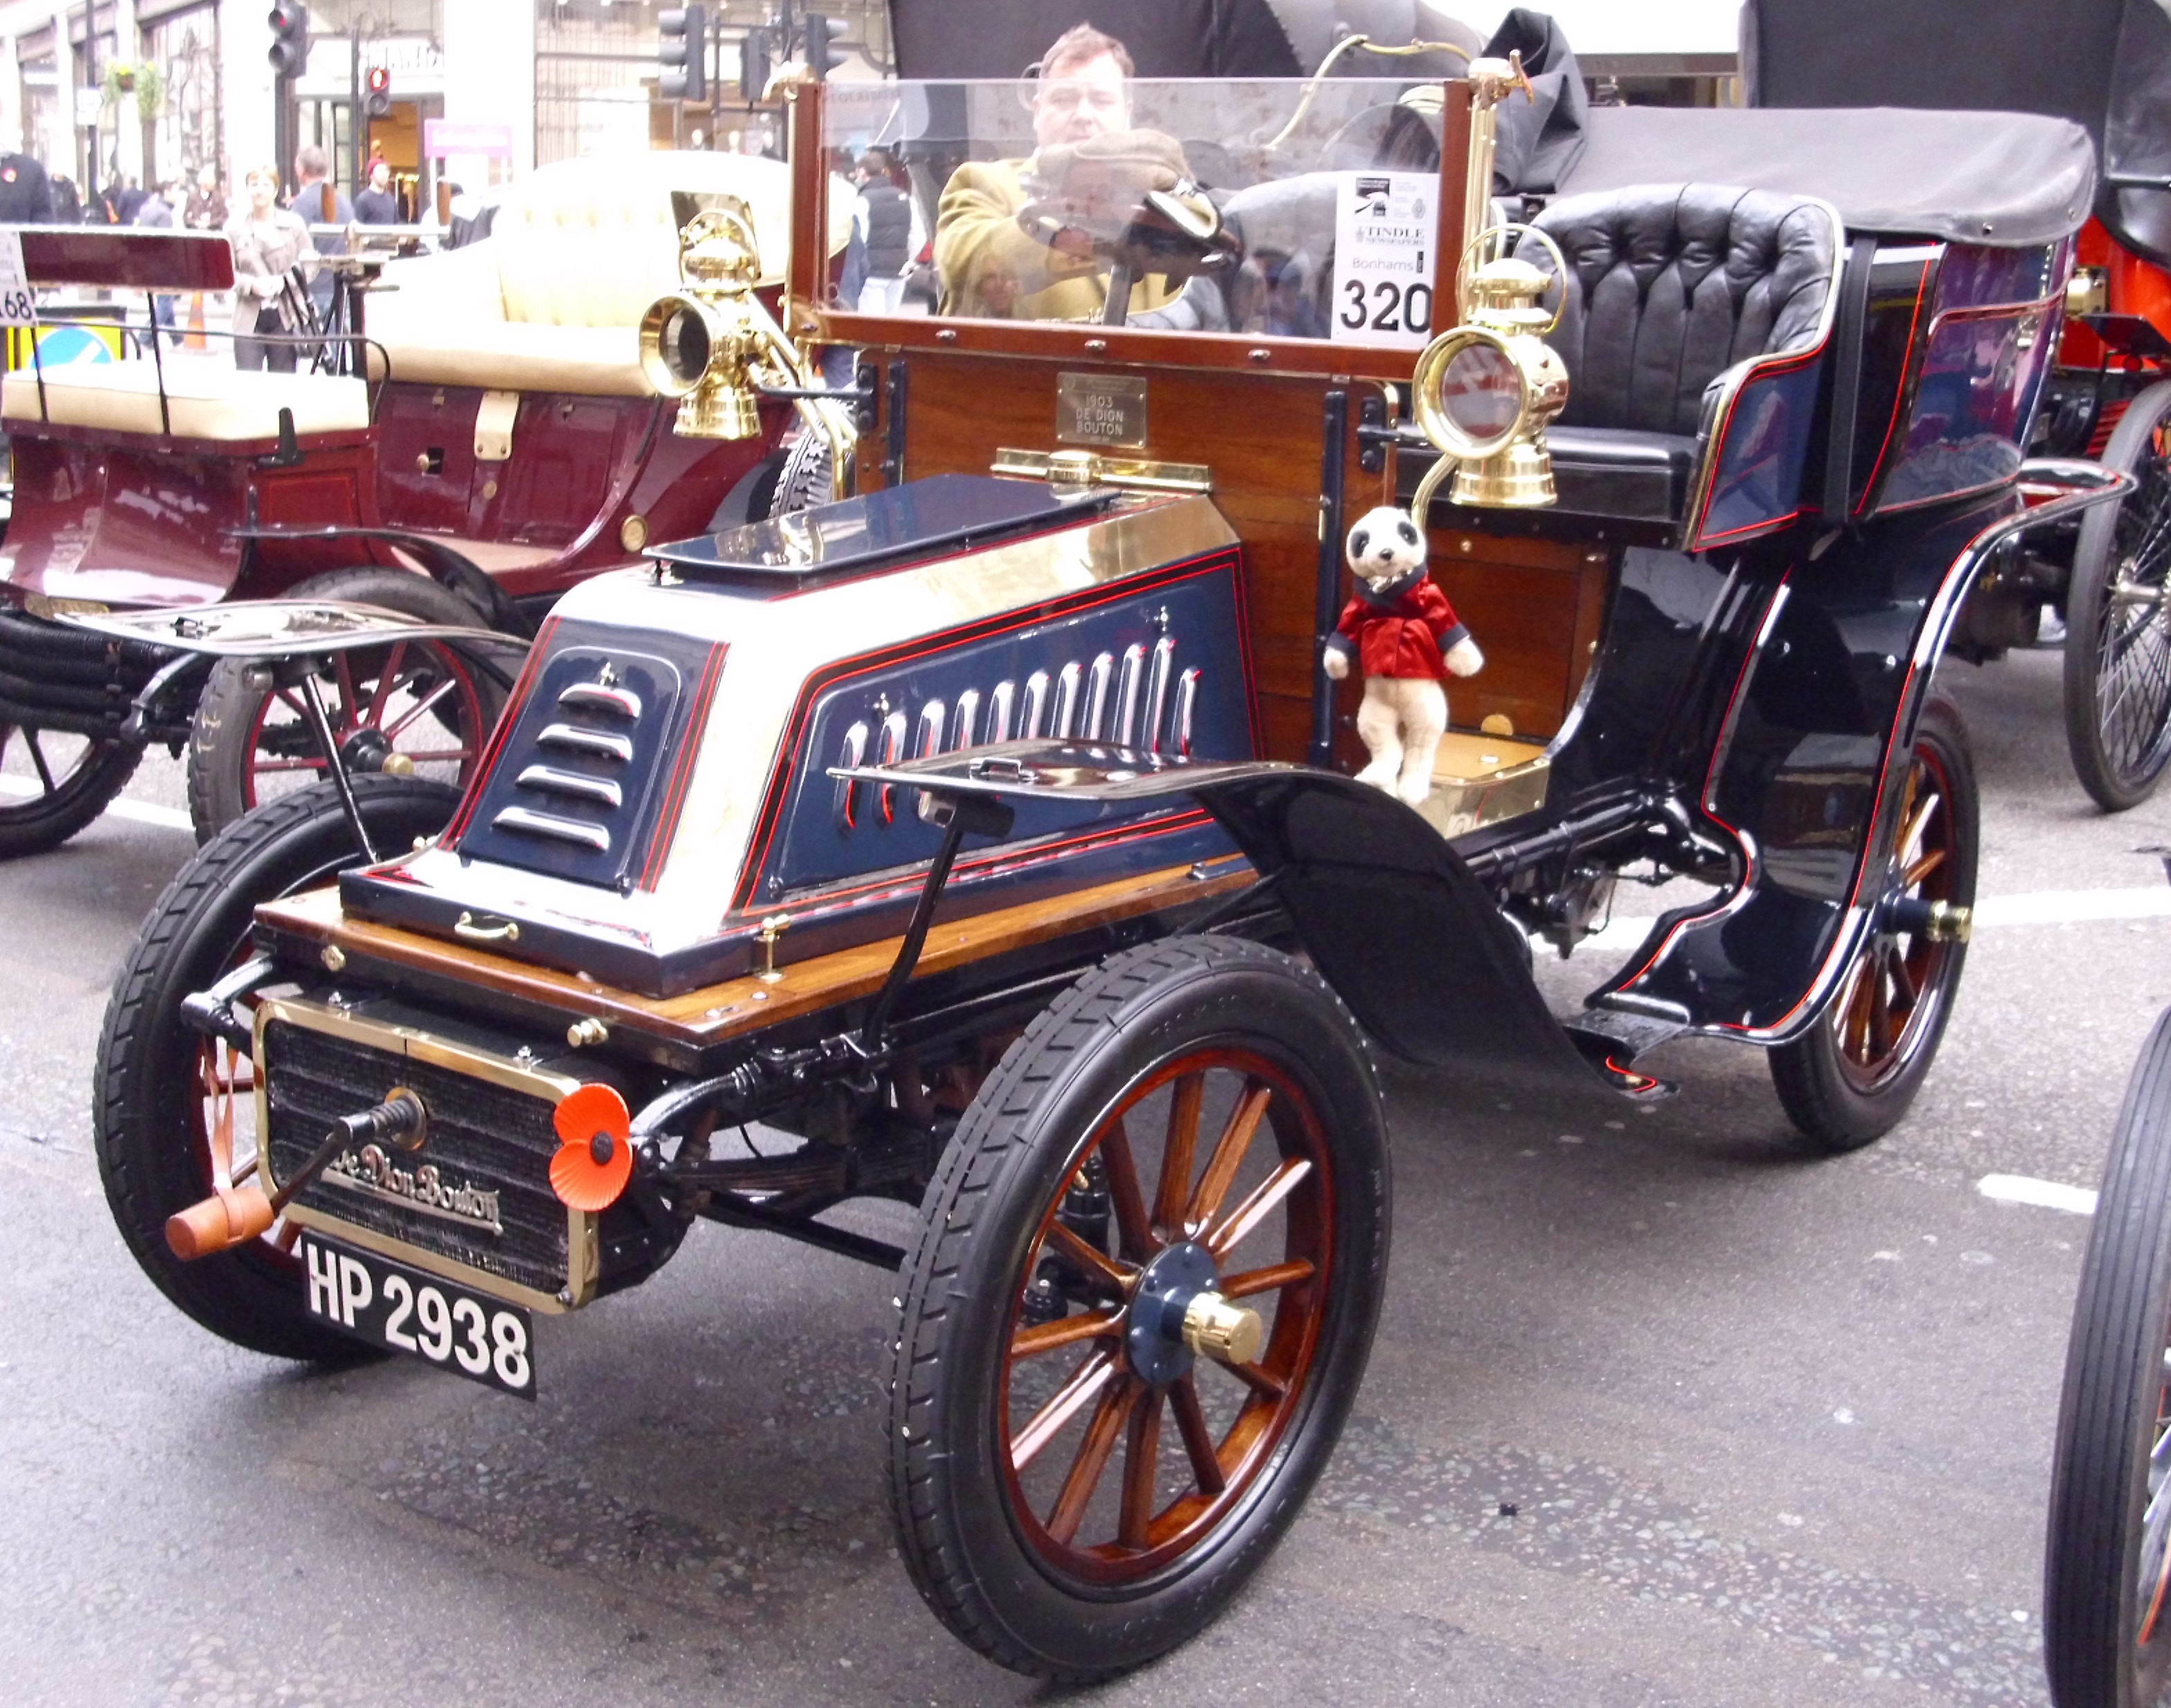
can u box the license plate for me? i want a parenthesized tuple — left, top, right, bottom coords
(300, 1233, 536, 1400)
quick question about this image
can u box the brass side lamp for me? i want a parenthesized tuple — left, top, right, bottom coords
(1410, 224, 1570, 513)
(637, 197, 855, 489)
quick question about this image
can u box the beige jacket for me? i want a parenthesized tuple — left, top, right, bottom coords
(226, 208, 317, 332)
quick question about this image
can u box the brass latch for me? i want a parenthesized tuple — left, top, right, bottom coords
(992, 446, 1212, 495)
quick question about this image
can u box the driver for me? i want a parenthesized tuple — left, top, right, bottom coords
(934, 25, 1199, 321)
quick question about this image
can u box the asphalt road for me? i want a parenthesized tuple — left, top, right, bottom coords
(3, 644, 2168, 1707)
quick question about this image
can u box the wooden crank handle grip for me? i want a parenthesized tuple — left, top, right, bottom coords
(165, 1185, 275, 1261)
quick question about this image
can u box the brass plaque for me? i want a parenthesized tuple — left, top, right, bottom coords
(1056, 372, 1148, 450)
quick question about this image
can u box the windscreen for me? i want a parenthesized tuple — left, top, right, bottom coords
(823, 77, 1447, 349)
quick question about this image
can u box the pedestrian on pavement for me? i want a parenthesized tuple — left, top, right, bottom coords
(48, 174, 80, 223)
(228, 165, 316, 372)
(113, 176, 146, 224)
(183, 161, 226, 230)
(290, 146, 352, 328)
(353, 158, 399, 225)
(0, 151, 54, 223)
(135, 179, 181, 345)
(853, 148, 922, 315)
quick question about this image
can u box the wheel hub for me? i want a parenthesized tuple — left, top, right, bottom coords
(1125, 1240, 1263, 1386)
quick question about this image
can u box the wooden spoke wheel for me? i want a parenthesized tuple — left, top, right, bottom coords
(0, 723, 141, 857)
(1000, 1047, 1331, 1583)
(1770, 695, 1977, 1151)
(185, 566, 503, 843)
(2067, 380, 2171, 812)
(889, 936, 1389, 1681)
(2047, 1007, 2171, 1708)
(94, 776, 459, 1361)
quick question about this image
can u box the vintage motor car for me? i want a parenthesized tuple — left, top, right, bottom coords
(1746, 0, 2171, 813)
(91, 57, 2127, 1680)
(0, 149, 851, 854)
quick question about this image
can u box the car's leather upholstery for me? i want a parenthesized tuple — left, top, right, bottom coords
(365, 152, 853, 397)
(1531, 183, 1836, 436)
(0, 361, 368, 439)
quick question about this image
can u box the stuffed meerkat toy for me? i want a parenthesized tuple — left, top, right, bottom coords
(1322, 505, 1484, 806)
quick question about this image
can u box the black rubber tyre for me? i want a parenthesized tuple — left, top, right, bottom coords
(0, 724, 141, 857)
(1770, 695, 1977, 1151)
(94, 775, 461, 1363)
(768, 430, 834, 516)
(2046, 1008, 2171, 1708)
(887, 935, 1390, 1681)
(185, 565, 501, 842)
(2067, 380, 2171, 812)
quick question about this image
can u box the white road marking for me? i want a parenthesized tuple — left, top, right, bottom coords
(1978, 1173, 2099, 1216)
(0, 774, 192, 832)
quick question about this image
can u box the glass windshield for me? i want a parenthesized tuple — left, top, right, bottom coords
(823, 77, 1446, 347)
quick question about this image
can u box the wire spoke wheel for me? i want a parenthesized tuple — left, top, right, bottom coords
(2068, 380, 2171, 811)
(999, 1050, 1332, 1582)
(889, 937, 1388, 1680)
(2047, 1009, 2171, 1707)
(1770, 696, 1977, 1151)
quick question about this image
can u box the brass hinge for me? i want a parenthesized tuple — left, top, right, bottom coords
(992, 446, 1212, 495)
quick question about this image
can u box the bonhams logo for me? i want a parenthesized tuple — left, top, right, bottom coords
(320, 1143, 505, 1236)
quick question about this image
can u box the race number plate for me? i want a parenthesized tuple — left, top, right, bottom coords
(300, 1233, 536, 1399)
(1332, 171, 1437, 348)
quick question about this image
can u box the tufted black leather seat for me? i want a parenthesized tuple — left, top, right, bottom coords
(1532, 182, 1837, 437)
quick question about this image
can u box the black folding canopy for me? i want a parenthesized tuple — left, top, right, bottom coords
(1744, 0, 2168, 261)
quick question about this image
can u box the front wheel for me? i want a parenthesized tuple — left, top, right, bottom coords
(94, 774, 462, 1362)
(1769, 694, 1977, 1150)
(2046, 1008, 2171, 1707)
(887, 936, 1390, 1680)
(2066, 380, 2171, 812)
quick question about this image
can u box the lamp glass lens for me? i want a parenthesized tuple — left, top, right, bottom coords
(1441, 340, 1523, 440)
(660, 307, 711, 385)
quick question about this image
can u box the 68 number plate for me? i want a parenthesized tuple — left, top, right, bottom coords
(300, 1233, 536, 1399)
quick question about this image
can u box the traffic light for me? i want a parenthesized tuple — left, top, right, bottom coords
(739, 26, 772, 102)
(266, 2, 310, 78)
(659, 6, 708, 104)
(805, 13, 848, 80)
(363, 65, 392, 120)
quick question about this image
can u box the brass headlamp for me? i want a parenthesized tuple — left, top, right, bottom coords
(1410, 223, 1570, 512)
(637, 198, 855, 491)
(1401, 53, 1568, 514)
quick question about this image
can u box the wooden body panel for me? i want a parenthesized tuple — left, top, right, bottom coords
(1424, 529, 1611, 741)
(258, 861, 1250, 1055)
(864, 350, 1378, 764)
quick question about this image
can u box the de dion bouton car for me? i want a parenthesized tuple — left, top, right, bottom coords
(0, 150, 851, 855)
(91, 52, 2127, 1680)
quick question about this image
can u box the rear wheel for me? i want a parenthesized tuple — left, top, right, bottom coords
(1769, 695, 1977, 1150)
(0, 723, 141, 857)
(888, 936, 1389, 1680)
(2045, 1006, 2171, 1707)
(2067, 380, 2171, 812)
(94, 774, 461, 1362)
(185, 565, 500, 842)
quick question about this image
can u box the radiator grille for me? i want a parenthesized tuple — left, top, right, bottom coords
(263, 1020, 572, 1298)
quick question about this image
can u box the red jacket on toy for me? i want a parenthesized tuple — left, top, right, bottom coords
(1332, 574, 1471, 683)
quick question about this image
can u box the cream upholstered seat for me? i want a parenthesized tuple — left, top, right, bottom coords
(363, 152, 852, 397)
(0, 361, 370, 439)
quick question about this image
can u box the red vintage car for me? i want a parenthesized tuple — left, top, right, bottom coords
(0, 149, 849, 853)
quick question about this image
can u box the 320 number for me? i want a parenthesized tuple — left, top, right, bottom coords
(1340, 278, 1433, 337)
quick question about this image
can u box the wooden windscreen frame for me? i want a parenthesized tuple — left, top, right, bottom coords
(783, 76, 1475, 385)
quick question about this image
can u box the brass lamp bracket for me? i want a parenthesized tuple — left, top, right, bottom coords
(992, 446, 1212, 495)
